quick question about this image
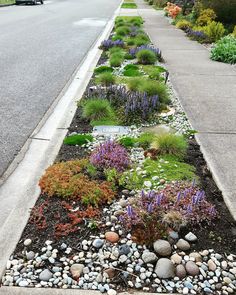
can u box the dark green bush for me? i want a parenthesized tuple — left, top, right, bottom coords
(123, 64, 142, 77)
(196, 0, 236, 25)
(137, 49, 157, 64)
(64, 134, 93, 146)
(94, 66, 114, 75)
(116, 26, 131, 36)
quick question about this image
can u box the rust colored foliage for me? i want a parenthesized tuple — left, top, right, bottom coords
(54, 202, 100, 238)
(29, 200, 49, 230)
(39, 159, 115, 206)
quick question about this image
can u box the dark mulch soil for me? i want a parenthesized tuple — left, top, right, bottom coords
(184, 138, 236, 254)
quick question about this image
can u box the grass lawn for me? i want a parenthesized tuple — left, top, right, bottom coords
(121, 3, 137, 9)
(0, 0, 15, 4)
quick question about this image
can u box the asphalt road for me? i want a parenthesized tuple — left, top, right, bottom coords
(0, 0, 120, 178)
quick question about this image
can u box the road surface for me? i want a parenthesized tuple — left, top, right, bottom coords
(0, 0, 120, 178)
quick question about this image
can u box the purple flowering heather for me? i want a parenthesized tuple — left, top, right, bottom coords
(186, 28, 209, 43)
(90, 140, 130, 172)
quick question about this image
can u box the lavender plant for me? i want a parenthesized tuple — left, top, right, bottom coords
(186, 28, 209, 43)
(90, 140, 130, 172)
(84, 85, 160, 124)
(100, 39, 125, 50)
(129, 45, 162, 60)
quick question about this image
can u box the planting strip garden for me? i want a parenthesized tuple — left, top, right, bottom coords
(2, 9, 236, 295)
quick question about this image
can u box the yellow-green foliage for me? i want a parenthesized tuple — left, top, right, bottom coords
(196, 8, 216, 26)
(232, 26, 236, 38)
(204, 21, 225, 42)
(176, 20, 193, 31)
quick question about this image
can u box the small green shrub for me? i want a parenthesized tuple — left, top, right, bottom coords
(232, 26, 236, 38)
(94, 66, 114, 75)
(140, 81, 170, 104)
(211, 35, 236, 64)
(121, 2, 137, 8)
(119, 136, 137, 148)
(135, 35, 150, 46)
(151, 133, 188, 158)
(116, 26, 131, 36)
(137, 49, 157, 65)
(96, 72, 115, 86)
(82, 99, 115, 121)
(142, 65, 166, 80)
(64, 134, 93, 146)
(123, 64, 142, 77)
(137, 132, 155, 149)
(127, 77, 145, 91)
(109, 47, 124, 55)
(203, 21, 225, 42)
(110, 53, 124, 67)
(196, 8, 216, 26)
(176, 20, 193, 31)
(112, 35, 124, 41)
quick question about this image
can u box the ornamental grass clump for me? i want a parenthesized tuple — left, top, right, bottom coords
(39, 159, 115, 206)
(151, 133, 188, 158)
(129, 45, 161, 60)
(90, 140, 130, 172)
(82, 98, 115, 121)
(120, 182, 217, 244)
(96, 72, 116, 86)
(137, 49, 157, 65)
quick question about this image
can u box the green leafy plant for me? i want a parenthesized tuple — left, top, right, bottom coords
(104, 168, 120, 189)
(63, 134, 93, 146)
(142, 65, 167, 80)
(121, 2, 137, 8)
(151, 133, 188, 158)
(232, 26, 236, 38)
(137, 49, 157, 64)
(137, 132, 155, 149)
(119, 136, 137, 148)
(96, 72, 115, 86)
(203, 21, 225, 42)
(82, 99, 115, 121)
(211, 35, 236, 64)
(123, 64, 142, 77)
(94, 66, 114, 75)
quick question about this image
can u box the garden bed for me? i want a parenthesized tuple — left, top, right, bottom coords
(2, 13, 236, 295)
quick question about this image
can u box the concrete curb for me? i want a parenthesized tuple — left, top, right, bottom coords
(0, 287, 176, 295)
(0, 1, 122, 283)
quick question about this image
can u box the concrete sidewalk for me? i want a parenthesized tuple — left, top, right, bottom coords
(120, 2, 236, 220)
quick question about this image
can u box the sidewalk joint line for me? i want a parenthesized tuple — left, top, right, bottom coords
(30, 137, 50, 141)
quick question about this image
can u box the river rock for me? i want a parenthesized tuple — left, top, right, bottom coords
(176, 264, 186, 279)
(70, 264, 84, 279)
(154, 258, 175, 279)
(93, 239, 104, 249)
(153, 240, 172, 256)
(39, 269, 53, 281)
(105, 232, 119, 243)
(176, 239, 190, 251)
(208, 259, 217, 271)
(171, 253, 182, 264)
(185, 232, 197, 242)
(185, 261, 199, 276)
(142, 251, 158, 263)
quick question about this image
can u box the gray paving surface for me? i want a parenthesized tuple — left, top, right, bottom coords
(121, 1, 236, 219)
(0, 0, 120, 178)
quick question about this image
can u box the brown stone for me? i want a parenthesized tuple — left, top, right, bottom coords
(104, 268, 116, 278)
(105, 232, 119, 243)
(176, 264, 186, 279)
